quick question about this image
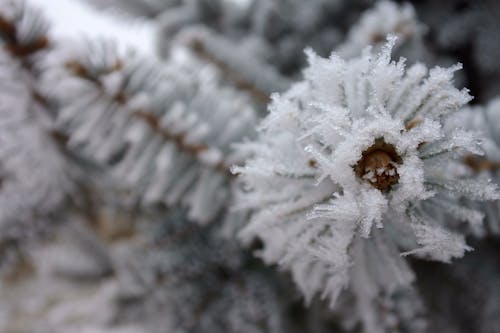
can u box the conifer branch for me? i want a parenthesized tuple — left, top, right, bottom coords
(464, 154, 500, 173)
(0, 14, 48, 57)
(0, 2, 53, 118)
(63, 58, 232, 176)
(190, 38, 271, 105)
(41, 40, 257, 222)
(0, 1, 105, 278)
(179, 29, 291, 106)
(0, 1, 50, 61)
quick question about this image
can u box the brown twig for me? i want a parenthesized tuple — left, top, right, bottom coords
(0, 12, 52, 118)
(0, 14, 48, 57)
(65, 60, 233, 177)
(464, 154, 500, 173)
(190, 38, 271, 105)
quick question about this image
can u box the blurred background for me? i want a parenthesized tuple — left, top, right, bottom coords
(30, 0, 155, 54)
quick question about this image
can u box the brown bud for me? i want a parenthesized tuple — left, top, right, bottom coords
(464, 155, 500, 173)
(354, 139, 401, 191)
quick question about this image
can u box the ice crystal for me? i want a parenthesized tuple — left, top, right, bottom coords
(0, 0, 72, 274)
(107, 211, 287, 333)
(336, 1, 425, 59)
(446, 97, 500, 235)
(41, 41, 257, 224)
(234, 37, 499, 332)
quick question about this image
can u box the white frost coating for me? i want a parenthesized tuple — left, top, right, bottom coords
(0, 0, 49, 47)
(198, 148, 223, 166)
(402, 220, 472, 263)
(336, 1, 425, 59)
(445, 97, 500, 235)
(0, 45, 72, 274)
(235, 37, 498, 331)
(101, 71, 124, 97)
(41, 41, 257, 224)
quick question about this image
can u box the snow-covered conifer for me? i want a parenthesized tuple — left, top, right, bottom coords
(41, 41, 257, 224)
(1, 0, 500, 332)
(83, 0, 182, 18)
(102, 211, 289, 333)
(446, 97, 500, 235)
(0, 0, 73, 275)
(336, 1, 426, 59)
(234, 37, 499, 332)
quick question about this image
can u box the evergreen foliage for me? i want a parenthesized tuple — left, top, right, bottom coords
(1, 0, 500, 332)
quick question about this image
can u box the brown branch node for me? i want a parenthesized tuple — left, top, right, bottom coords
(190, 38, 271, 105)
(464, 155, 500, 173)
(0, 14, 49, 57)
(64, 59, 232, 177)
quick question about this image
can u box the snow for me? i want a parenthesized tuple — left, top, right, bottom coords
(29, 0, 155, 55)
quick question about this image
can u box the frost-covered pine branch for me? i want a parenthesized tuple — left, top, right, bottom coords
(80, 0, 362, 90)
(0, 0, 49, 59)
(0, 206, 289, 333)
(41, 40, 258, 224)
(84, 0, 223, 20)
(102, 210, 290, 333)
(334, 0, 465, 83)
(2, 0, 500, 332)
(0, 0, 74, 275)
(175, 28, 291, 105)
(156, 0, 349, 78)
(0, 8, 116, 330)
(446, 97, 500, 235)
(234, 36, 499, 332)
(157, 0, 346, 74)
(336, 1, 425, 58)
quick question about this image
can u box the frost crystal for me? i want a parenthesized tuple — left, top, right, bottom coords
(336, 1, 425, 59)
(41, 41, 257, 224)
(446, 97, 500, 235)
(0, 0, 72, 275)
(235, 37, 499, 331)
